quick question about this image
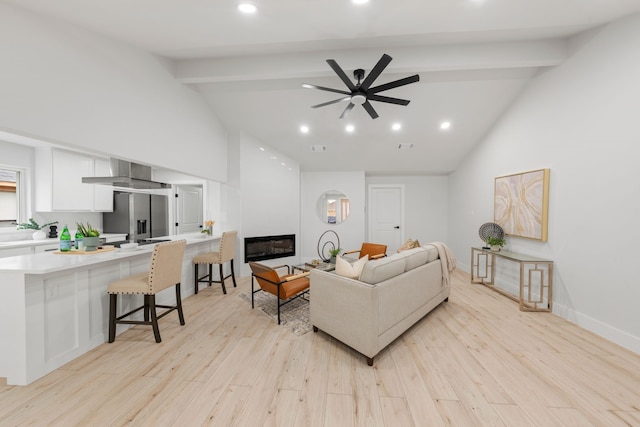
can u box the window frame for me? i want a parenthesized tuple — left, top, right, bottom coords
(0, 164, 29, 231)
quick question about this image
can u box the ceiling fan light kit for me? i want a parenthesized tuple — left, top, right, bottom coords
(304, 53, 420, 119)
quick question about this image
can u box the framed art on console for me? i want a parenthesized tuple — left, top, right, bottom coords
(494, 168, 550, 241)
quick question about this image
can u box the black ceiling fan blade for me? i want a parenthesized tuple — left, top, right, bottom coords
(368, 94, 411, 106)
(326, 59, 357, 91)
(311, 96, 351, 109)
(362, 101, 379, 119)
(369, 74, 420, 94)
(359, 54, 392, 91)
(303, 83, 351, 96)
(339, 102, 355, 119)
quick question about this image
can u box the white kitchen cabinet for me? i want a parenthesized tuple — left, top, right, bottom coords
(0, 246, 32, 258)
(35, 148, 113, 212)
(93, 158, 114, 211)
(33, 243, 60, 253)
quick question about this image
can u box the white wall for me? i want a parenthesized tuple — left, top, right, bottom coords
(366, 175, 449, 246)
(301, 171, 365, 262)
(448, 14, 640, 353)
(0, 4, 227, 182)
(233, 134, 301, 276)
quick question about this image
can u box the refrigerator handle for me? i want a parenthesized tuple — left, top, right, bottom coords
(137, 220, 147, 235)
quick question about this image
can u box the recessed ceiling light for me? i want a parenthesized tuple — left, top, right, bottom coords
(440, 121, 452, 130)
(345, 124, 355, 133)
(300, 125, 309, 134)
(392, 123, 402, 131)
(259, 147, 265, 151)
(352, 0, 369, 4)
(238, 3, 257, 14)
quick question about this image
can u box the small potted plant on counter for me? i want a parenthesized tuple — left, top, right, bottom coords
(486, 236, 505, 251)
(77, 222, 101, 251)
(17, 218, 58, 240)
(201, 219, 215, 235)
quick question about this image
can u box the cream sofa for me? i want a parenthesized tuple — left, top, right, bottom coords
(309, 244, 453, 365)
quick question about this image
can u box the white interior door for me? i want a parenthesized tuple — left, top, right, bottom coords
(368, 185, 404, 253)
(175, 185, 203, 234)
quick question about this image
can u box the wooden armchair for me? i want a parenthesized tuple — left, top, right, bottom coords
(343, 242, 387, 261)
(249, 262, 310, 324)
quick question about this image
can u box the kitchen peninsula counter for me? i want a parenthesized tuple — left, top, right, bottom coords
(0, 233, 221, 385)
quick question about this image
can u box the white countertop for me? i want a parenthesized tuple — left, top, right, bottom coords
(0, 233, 220, 275)
(0, 233, 127, 249)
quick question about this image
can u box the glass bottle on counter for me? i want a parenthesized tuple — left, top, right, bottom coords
(75, 229, 84, 250)
(60, 225, 72, 252)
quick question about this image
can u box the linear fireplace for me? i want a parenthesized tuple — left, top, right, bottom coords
(244, 234, 296, 263)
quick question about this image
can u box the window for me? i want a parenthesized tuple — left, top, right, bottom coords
(0, 168, 19, 228)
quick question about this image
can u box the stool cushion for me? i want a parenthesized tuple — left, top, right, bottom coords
(193, 251, 222, 264)
(107, 272, 150, 295)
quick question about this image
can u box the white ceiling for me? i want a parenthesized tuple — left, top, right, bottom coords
(7, 0, 640, 174)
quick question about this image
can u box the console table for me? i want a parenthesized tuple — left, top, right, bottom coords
(470, 247, 553, 312)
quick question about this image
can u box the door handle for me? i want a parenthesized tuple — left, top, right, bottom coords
(394, 226, 400, 229)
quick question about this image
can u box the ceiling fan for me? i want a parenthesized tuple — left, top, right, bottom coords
(303, 53, 420, 119)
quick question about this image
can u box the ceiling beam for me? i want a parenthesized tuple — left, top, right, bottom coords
(173, 39, 566, 84)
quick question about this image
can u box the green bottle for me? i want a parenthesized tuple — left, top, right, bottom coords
(75, 229, 84, 250)
(60, 225, 72, 252)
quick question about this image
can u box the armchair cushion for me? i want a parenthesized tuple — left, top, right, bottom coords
(249, 262, 310, 300)
(335, 255, 369, 279)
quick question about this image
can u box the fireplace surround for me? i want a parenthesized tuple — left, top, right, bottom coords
(244, 234, 295, 263)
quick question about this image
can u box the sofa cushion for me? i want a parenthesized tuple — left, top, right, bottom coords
(359, 256, 406, 284)
(396, 247, 429, 272)
(421, 244, 440, 263)
(397, 238, 421, 252)
(335, 255, 368, 279)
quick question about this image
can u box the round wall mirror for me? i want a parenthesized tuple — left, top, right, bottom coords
(317, 190, 350, 224)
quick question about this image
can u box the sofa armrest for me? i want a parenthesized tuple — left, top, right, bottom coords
(309, 269, 379, 358)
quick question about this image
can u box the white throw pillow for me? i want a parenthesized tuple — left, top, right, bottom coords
(335, 255, 369, 279)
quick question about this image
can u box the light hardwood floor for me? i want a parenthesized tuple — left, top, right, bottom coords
(1, 269, 639, 426)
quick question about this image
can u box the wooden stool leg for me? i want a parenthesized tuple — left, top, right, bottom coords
(194, 263, 199, 294)
(148, 295, 161, 343)
(175, 283, 185, 325)
(208, 264, 212, 287)
(144, 295, 150, 322)
(108, 293, 117, 343)
(219, 263, 227, 294)
(230, 259, 237, 288)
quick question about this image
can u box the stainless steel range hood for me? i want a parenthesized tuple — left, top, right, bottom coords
(82, 159, 171, 190)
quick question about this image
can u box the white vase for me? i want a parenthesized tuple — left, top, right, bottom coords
(32, 230, 46, 240)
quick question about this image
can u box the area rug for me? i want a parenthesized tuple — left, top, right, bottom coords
(239, 291, 312, 336)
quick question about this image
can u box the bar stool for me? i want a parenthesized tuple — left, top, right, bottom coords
(108, 239, 187, 343)
(193, 230, 237, 295)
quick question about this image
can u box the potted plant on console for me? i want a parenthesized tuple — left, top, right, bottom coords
(486, 236, 505, 252)
(77, 222, 101, 251)
(328, 247, 342, 264)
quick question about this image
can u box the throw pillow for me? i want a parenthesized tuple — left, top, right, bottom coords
(335, 255, 369, 279)
(397, 238, 421, 252)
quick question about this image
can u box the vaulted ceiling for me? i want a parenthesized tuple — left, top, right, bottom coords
(7, 0, 640, 174)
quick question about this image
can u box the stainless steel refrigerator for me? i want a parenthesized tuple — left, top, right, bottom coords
(103, 191, 169, 241)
